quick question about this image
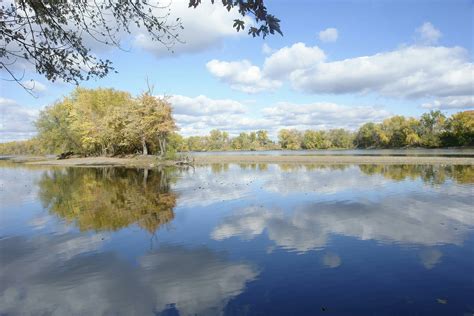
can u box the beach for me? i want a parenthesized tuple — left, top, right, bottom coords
(6, 154, 474, 167)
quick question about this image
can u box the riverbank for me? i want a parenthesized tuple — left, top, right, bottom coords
(5, 154, 474, 167)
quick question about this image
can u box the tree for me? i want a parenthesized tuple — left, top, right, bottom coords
(302, 130, 328, 149)
(278, 129, 302, 150)
(326, 129, 354, 148)
(69, 87, 132, 155)
(442, 111, 474, 146)
(355, 123, 379, 148)
(420, 110, 446, 147)
(35, 98, 80, 154)
(125, 92, 176, 156)
(208, 129, 228, 150)
(256, 130, 270, 146)
(1, 0, 281, 90)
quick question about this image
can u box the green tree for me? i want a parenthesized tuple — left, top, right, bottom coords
(302, 130, 328, 149)
(420, 110, 446, 147)
(278, 129, 302, 150)
(124, 93, 176, 156)
(326, 129, 354, 148)
(35, 98, 80, 154)
(256, 130, 271, 146)
(69, 87, 132, 155)
(442, 111, 474, 146)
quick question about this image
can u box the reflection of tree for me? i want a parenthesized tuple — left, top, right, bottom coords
(210, 163, 230, 174)
(38, 167, 177, 233)
(359, 164, 474, 184)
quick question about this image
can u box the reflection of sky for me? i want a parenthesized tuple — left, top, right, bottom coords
(0, 234, 257, 316)
(212, 193, 474, 252)
(0, 166, 69, 236)
(1, 163, 473, 315)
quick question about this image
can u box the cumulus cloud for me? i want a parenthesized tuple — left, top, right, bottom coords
(166, 94, 390, 137)
(207, 37, 472, 102)
(169, 94, 246, 116)
(416, 22, 442, 45)
(261, 101, 390, 130)
(207, 42, 324, 93)
(319, 27, 338, 42)
(290, 45, 473, 98)
(134, 0, 251, 57)
(262, 42, 326, 79)
(206, 59, 282, 93)
(421, 95, 473, 110)
(0, 235, 258, 316)
(0, 98, 39, 142)
(167, 94, 275, 136)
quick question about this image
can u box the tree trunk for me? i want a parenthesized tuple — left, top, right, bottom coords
(143, 168, 149, 188)
(158, 136, 165, 157)
(142, 136, 148, 155)
(161, 138, 166, 157)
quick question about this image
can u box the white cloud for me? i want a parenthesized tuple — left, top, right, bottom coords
(319, 27, 338, 42)
(169, 94, 246, 116)
(262, 42, 326, 79)
(261, 101, 390, 130)
(21, 80, 47, 93)
(207, 33, 472, 102)
(207, 42, 325, 93)
(416, 22, 442, 45)
(421, 95, 473, 110)
(262, 43, 273, 55)
(0, 98, 39, 142)
(166, 94, 274, 136)
(166, 94, 390, 137)
(206, 59, 282, 93)
(134, 0, 251, 57)
(290, 45, 473, 98)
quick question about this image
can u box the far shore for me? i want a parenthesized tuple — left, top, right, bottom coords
(3, 154, 474, 167)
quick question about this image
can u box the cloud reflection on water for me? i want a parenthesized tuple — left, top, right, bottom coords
(0, 234, 258, 316)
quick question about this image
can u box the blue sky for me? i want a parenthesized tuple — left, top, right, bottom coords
(1, 0, 473, 141)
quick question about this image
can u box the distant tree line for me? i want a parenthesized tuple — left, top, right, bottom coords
(179, 110, 472, 152)
(180, 129, 279, 152)
(0, 87, 472, 156)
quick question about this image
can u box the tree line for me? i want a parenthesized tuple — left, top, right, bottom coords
(0, 87, 472, 156)
(0, 87, 177, 157)
(274, 110, 473, 150)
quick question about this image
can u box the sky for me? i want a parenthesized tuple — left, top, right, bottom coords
(1, 0, 473, 142)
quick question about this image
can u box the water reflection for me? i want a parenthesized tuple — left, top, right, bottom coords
(213, 193, 474, 252)
(0, 234, 258, 316)
(1, 162, 473, 315)
(359, 164, 474, 184)
(38, 167, 176, 233)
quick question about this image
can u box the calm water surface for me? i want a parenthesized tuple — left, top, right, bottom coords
(190, 148, 474, 157)
(0, 162, 473, 315)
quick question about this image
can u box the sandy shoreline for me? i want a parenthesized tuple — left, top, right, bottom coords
(4, 154, 473, 167)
